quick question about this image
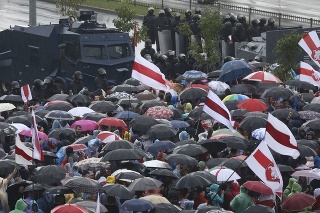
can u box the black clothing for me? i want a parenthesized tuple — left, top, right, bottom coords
(69, 80, 83, 94)
(247, 26, 260, 41)
(95, 76, 109, 92)
(140, 47, 156, 59)
(143, 13, 156, 43)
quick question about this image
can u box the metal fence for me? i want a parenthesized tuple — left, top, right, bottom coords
(113, 0, 320, 28)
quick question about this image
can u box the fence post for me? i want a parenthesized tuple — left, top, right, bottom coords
(189, 0, 192, 10)
(217, 2, 221, 12)
(278, 13, 282, 27)
(248, 8, 252, 24)
(162, 0, 164, 8)
(134, 0, 136, 6)
(310, 18, 313, 28)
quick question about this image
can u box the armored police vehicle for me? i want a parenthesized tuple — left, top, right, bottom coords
(0, 10, 134, 93)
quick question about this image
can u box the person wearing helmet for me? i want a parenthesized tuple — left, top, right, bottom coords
(190, 14, 202, 37)
(156, 54, 172, 79)
(166, 50, 178, 68)
(232, 23, 246, 42)
(95, 68, 109, 92)
(247, 19, 260, 41)
(258, 18, 267, 34)
(69, 71, 84, 94)
(8, 81, 20, 95)
(140, 39, 156, 60)
(143, 7, 156, 43)
(170, 12, 181, 51)
(164, 7, 173, 20)
(31, 79, 44, 102)
(154, 9, 171, 52)
(42, 77, 60, 99)
(223, 56, 235, 64)
(220, 21, 233, 42)
(266, 17, 278, 31)
(182, 10, 193, 24)
(237, 14, 248, 31)
(174, 53, 191, 77)
(195, 7, 202, 15)
(228, 13, 237, 26)
(153, 52, 161, 64)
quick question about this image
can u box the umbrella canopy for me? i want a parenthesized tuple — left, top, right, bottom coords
(185, 84, 210, 91)
(88, 101, 117, 113)
(44, 186, 75, 195)
(277, 164, 294, 172)
(173, 144, 208, 157)
(112, 169, 143, 181)
(82, 112, 108, 122)
(70, 120, 99, 131)
(111, 84, 139, 93)
(297, 139, 320, 150)
(124, 78, 141, 86)
(271, 108, 300, 119)
(0, 160, 20, 176)
(121, 199, 154, 212)
(231, 84, 257, 94)
(98, 117, 127, 128)
(146, 124, 177, 139)
(182, 70, 208, 81)
(210, 168, 241, 182)
(239, 116, 267, 133)
(77, 158, 109, 171)
(211, 128, 245, 138)
(237, 98, 268, 112)
(170, 120, 190, 129)
(175, 174, 212, 189)
(129, 115, 159, 133)
(19, 129, 48, 141)
(0, 103, 15, 112)
(48, 128, 75, 138)
(208, 81, 230, 95)
(61, 176, 102, 194)
(153, 203, 181, 213)
(149, 169, 179, 179)
(114, 111, 140, 119)
(261, 87, 294, 99)
(45, 110, 74, 120)
(281, 193, 316, 211)
(102, 140, 134, 151)
(141, 101, 167, 112)
(303, 103, 320, 113)
(251, 128, 266, 140)
(302, 119, 320, 130)
(165, 154, 198, 166)
(145, 106, 173, 119)
(298, 144, 317, 157)
(51, 204, 89, 213)
(176, 140, 196, 146)
(230, 109, 248, 117)
(285, 80, 316, 90)
(143, 160, 171, 169)
(187, 106, 211, 120)
(243, 181, 273, 195)
(68, 107, 94, 117)
(244, 111, 268, 118)
(98, 131, 122, 143)
(244, 204, 273, 213)
(222, 94, 249, 102)
(298, 110, 320, 120)
(75, 200, 108, 213)
(218, 60, 253, 82)
(179, 87, 208, 101)
(67, 94, 91, 106)
(47, 94, 69, 101)
(46, 103, 74, 111)
(101, 149, 141, 161)
(24, 183, 45, 192)
(224, 100, 239, 110)
(0, 95, 23, 103)
(127, 177, 163, 192)
(243, 71, 282, 83)
(147, 141, 176, 153)
(103, 184, 134, 199)
(208, 70, 221, 78)
(33, 165, 67, 186)
(219, 158, 248, 169)
(140, 195, 171, 204)
(292, 170, 320, 179)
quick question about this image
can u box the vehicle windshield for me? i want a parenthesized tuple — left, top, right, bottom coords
(83, 43, 131, 60)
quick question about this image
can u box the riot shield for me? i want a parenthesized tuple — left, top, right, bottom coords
(175, 32, 186, 56)
(158, 30, 172, 54)
(221, 41, 235, 61)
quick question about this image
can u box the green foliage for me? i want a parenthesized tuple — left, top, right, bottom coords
(55, 0, 85, 16)
(273, 30, 303, 81)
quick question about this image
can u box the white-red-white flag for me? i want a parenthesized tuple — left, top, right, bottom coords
(300, 61, 320, 87)
(95, 193, 101, 213)
(299, 31, 320, 68)
(15, 136, 33, 165)
(20, 84, 32, 103)
(246, 140, 283, 197)
(132, 54, 170, 91)
(265, 113, 300, 159)
(31, 109, 44, 161)
(203, 90, 235, 132)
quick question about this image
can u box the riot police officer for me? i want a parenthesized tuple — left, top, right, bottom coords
(189, 14, 202, 37)
(140, 39, 156, 60)
(182, 10, 193, 24)
(8, 81, 20, 95)
(166, 50, 178, 68)
(143, 7, 156, 43)
(258, 18, 267, 34)
(247, 19, 260, 41)
(164, 7, 173, 20)
(220, 21, 233, 42)
(232, 23, 246, 42)
(153, 52, 161, 64)
(266, 18, 278, 31)
(174, 54, 191, 77)
(95, 68, 109, 92)
(194, 7, 202, 15)
(237, 14, 248, 31)
(156, 55, 172, 79)
(31, 79, 44, 102)
(154, 9, 171, 52)
(42, 77, 60, 99)
(170, 12, 181, 51)
(69, 71, 84, 94)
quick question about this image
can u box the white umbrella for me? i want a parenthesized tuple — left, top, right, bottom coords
(10, 123, 30, 133)
(311, 97, 320, 104)
(68, 107, 94, 117)
(291, 169, 320, 179)
(208, 81, 230, 96)
(111, 169, 141, 177)
(0, 103, 16, 112)
(210, 168, 241, 182)
(143, 160, 171, 169)
(128, 177, 162, 192)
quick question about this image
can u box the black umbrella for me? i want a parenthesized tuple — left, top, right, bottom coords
(102, 140, 134, 151)
(298, 144, 317, 157)
(303, 103, 320, 113)
(272, 108, 300, 119)
(44, 186, 75, 194)
(115, 171, 143, 181)
(219, 158, 248, 169)
(33, 165, 67, 186)
(277, 164, 294, 172)
(297, 139, 320, 150)
(123, 78, 141, 86)
(149, 169, 179, 179)
(174, 174, 211, 189)
(284, 80, 316, 90)
(172, 144, 207, 157)
(48, 128, 75, 138)
(45, 110, 74, 120)
(67, 94, 91, 106)
(7, 180, 32, 195)
(198, 139, 227, 153)
(0, 160, 20, 176)
(190, 171, 217, 183)
(230, 109, 248, 117)
(35, 110, 50, 118)
(128, 177, 162, 192)
(171, 108, 184, 119)
(302, 119, 320, 130)
(89, 101, 117, 113)
(261, 87, 293, 99)
(46, 103, 73, 111)
(61, 176, 102, 194)
(224, 100, 239, 110)
(0, 95, 23, 103)
(207, 70, 221, 79)
(153, 203, 181, 213)
(0, 122, 17, 134)
(82, 112, 108, 122)
(188, 106, 211, 120)
(111, 84, 139, 93)
(165, 154, 198, 166)
(231, 84, 257, 94)
(301, 93, 314, 103)
(117, 98, 142, 107)
(24, 183, 45, 192)
(206, 158, 229, 169)
(243, 111, 268, 118)
(130, 115, 159, 133)
(146, 124, 177, 139)
(141, 101, 167, 112)
(47, 94, 69, 101)
(73, 135, 95, 144)
(244, 204, 273, 213)
(176, 140, 196, 146)
(103, 184, 133, 199)
(179, 88, 208, 101)
(5, 114, 43, 127)
(239, 116, 267, 133)
(219, 136, 250, 150)
(76, 200, 108, 213)
(101, 149, 141, 161)
(196, 206, 221, 213)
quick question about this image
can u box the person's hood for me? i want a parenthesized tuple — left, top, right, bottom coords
(93, 130, 100, 137)
(292, 182, 302, 193)
(291, 127, 299, 136)
(52, 119, 60, 129)
(30, 200, 39, 210)
(185, 103, 192, 113)
(15, 198, 27, 211)
(198, 161, 206, 171)
(210, 184, 219, 193)
(239, 186, 247, 194)
(288, 178, 298, 188)
(230, 182, 240, 193)
(171, 96, 178, 104)
(179, 131, 189, 141)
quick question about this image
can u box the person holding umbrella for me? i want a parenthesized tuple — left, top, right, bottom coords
(230, 186, 254, 213)
(0, 168, 17, 213)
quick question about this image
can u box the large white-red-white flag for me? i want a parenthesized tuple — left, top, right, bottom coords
(203, 90, 235, 132)
(20, 84, 32, 103)
(300, 61, 320, 87)
(132, 54, 170, 91)
(246, 140, 283, 197)
(15, 136, 33, 165)
(299, 31, 320, 68)
(265, 113, 300, 159)
(31, 109, 44, 161)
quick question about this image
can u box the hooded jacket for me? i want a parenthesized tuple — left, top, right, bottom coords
(283, 178, 298, 196)
(288, 182, 302, 197)
(27, 200, 44, 213)
(224, 182, 240, 210)
(9, 198, 27, 213)
(230, 186, 254, 213)
(209, 184, 224, 207)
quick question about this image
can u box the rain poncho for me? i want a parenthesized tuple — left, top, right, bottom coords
(288, 182, 302, 197)
(9, 198, 27, 213)
(208, 184, 224, 207)
(27, 200, 44, 213)
(179, 131, 190, 141)
(88, 130, 101, 157)
(283, 178, 298, 197)
(230, 186, 254, 213)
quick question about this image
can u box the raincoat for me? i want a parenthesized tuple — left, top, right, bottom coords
(283, 178, 298, 197)
(27, 200, 44, 213)
(9, 198, 27, 213)
(288, 182, 302, 197)
(208, 184, 224, 207)
(230, 186, 254, 213)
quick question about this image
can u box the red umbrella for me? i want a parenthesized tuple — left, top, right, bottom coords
(51, 204, 89, 213)
(18, 129, 49, 141)
(98, 117, 127, 128)
(237, 99, 268, 112)
(65, 144, 87, 152)
(98, 131, 123, 143)
(70, 120, 99, 131)
(281, 192, 316, 211)
(44, 100, 72, 106)
(145, 106, 173, 119)
(243, 181, 273, 195)
(243, 71, 283, 83)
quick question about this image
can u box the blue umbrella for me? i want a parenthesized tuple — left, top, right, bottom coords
(147, 141, 176, 153)
(251, 128, 266, 140)
(182, 70, 208, 81)
(170, 120, 190, 129)
(114, 111, 140, 119)
(121, 199, 154, 212)
(218, 60, 253, 82)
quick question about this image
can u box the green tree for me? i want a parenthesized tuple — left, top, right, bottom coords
(55, 0, 85, 16)
(273, 30, 303, 81)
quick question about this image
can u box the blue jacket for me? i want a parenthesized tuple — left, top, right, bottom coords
(209, 184, 224, 207)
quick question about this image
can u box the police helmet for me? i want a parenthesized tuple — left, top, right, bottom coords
(34, 79, 44, 87)
(145, 39, 152, 47)
(148, 7, 154, 12)
(44, 76, 53, 84)
(224, 21, 232, 28)
(229, 13, 237, 23)
(159, 9, 165, 15)
(98, 68, 107, 76)
(268, 17, 275, 24)
(164, 7, 171, 14)
(251, 19, 260, 26)
(254, 55, 263, 62)
(195, 7, 202, 15)
(159, 54, 168, 62)
(223, 14, 230, 22)
(153, 52, 161, 61)
(174, 12, 180, 18)
(185, 10, 192, 17)
(224, 56, 235, 64)
(167, 50, 175, 57)
(192, 14, 201, 21)
(178, 53, 186, 61)
(235, 23, 243, 30)
(11, 81, 20, 89)
(259, 18, 267, 25)
(237, 14, 244, 21)
(73, 71, 83, 80)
